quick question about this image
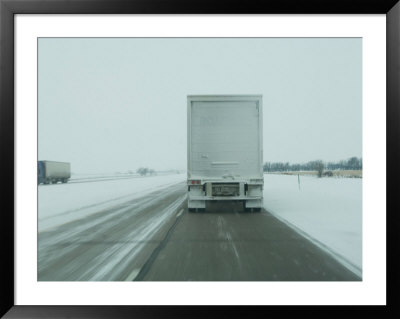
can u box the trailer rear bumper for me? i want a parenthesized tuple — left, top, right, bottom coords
(187, 195, 263, 210)
(187, 180, 263, 210)
(189, 195, 263, 201)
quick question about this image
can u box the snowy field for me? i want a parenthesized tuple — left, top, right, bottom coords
(38, 173, 186, 232)
(38, 172, 362, 276)
(263, 173, 362, 276)
(68, 170, 181, 183)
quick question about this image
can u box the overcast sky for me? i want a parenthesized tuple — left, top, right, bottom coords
(38, 38, 362, 174)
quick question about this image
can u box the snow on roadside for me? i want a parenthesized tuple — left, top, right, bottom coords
(38, 173, 186, 232)
(263, 173, 362, 275)
(39, 171, 362, 276)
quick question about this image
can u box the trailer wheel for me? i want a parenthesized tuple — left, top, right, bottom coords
(188, 208, 196, 213)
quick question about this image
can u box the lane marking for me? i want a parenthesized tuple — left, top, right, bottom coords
(125, 268, 141, 281)
(176, 209, 184, 218)
(134, 203, 186, 281)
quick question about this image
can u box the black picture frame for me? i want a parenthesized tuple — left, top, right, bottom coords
(1, 0, 399, 318)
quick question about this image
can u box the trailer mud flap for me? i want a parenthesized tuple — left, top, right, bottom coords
(188, 200, 206, 209)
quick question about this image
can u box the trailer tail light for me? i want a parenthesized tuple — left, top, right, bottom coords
(191, 180, 201, 185)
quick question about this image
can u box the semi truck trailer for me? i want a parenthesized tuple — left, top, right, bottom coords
(187, 95, 264, 212)
(38, 161, 71, 184)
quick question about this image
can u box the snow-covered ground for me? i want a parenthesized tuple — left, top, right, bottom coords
(263, 173, 362, 276)
(38, 173, 186, 232)
(39, 171, 362, 276)
(69, 170, 181, 182)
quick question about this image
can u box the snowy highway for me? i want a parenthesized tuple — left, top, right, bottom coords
(38, 173, 361, 281)
(39, 181, 187, 281)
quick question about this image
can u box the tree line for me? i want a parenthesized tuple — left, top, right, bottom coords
(263, 157, 362, 173)
(136, 167, 156, 176)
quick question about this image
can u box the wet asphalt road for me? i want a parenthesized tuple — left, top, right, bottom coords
(38, 183, 360, 281)
(140, 201, 360, 281)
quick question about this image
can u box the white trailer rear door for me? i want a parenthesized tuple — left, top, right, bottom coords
(189, 99, 261, 179)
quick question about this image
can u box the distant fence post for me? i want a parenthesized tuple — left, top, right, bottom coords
(298, 174, 301, 190)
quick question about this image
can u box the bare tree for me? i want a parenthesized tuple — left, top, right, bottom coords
(312, 160, 324, 178)
(136, 167, 149, 176)
(263, 157, 361, 173)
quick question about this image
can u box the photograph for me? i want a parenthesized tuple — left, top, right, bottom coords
(38, 37, 362, 282)
(2, 0, 397, 316)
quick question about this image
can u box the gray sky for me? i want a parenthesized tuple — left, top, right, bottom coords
(38, 38, 362, 174)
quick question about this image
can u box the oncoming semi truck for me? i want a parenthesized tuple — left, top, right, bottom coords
(187, 95, 264, 212)
(38, 161, 71, 184)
